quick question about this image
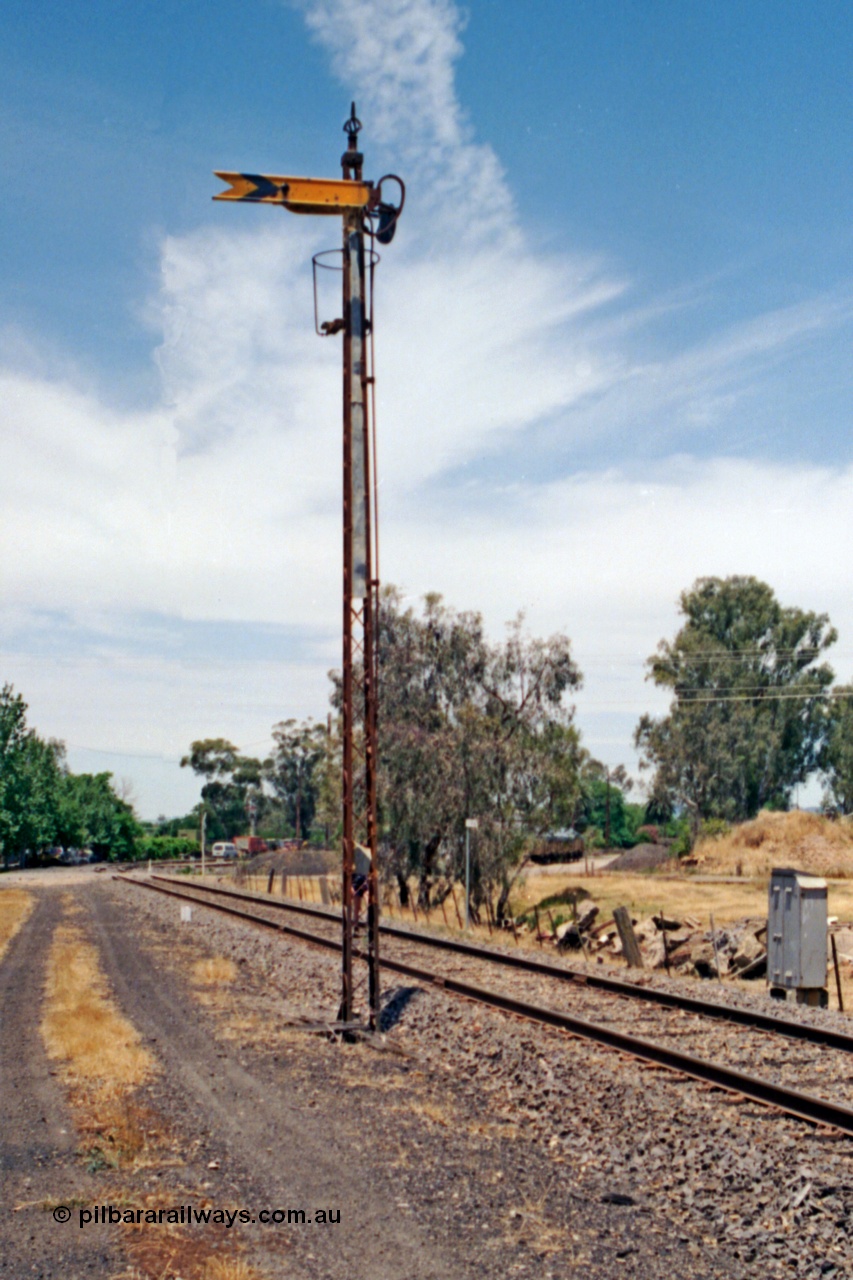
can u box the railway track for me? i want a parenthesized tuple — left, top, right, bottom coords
(123, 872, 853, 1137)
(143, 871, 853, 1050)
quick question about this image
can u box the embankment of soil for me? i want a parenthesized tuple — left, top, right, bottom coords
(694, 810, 853, 878)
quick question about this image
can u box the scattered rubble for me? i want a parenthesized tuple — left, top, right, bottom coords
(545, 900, 772, 980)
(541, 900, 853, 986)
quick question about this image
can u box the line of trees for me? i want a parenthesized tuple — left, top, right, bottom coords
(176, 721, 332, 846)
(137, 578, 853, 884)
(0, 684, 140, 866)
(10, 574, 850, 874)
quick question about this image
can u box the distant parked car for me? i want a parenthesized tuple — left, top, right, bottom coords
(211, 842, 239, 860)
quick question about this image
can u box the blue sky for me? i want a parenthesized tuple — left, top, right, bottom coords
(1, 0, 851, 818)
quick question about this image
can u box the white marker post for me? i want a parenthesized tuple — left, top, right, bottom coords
(464, 819, 479, 930)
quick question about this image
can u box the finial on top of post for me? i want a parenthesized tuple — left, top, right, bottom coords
(342, 101, 364, 177)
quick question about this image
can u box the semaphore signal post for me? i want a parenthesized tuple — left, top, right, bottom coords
(214, 105, 404, 1031)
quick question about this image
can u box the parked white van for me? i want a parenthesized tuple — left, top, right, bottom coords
(211, 841, 239, 860)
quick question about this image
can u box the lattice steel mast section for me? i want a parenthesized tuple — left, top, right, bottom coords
(214, 107, 403, 1031)
(340, 109, 379, 1030)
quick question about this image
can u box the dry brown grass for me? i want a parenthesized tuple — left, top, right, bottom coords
(512, 834, 853, 1014)
(42, 925, 154, 1090)
(514, 871, 770, 928)
(516, 824, 853, 933)
(405, 1097, 456, 1128)
(42, 923, 156, 1170)
(192, 956, 238, 985)
(503, 1179, 576, 1258)
(200, 1259, 265, 1280)
(694, 810, 853, 878)
(190, 955, 240, 1016)
(343, 1071, 409, 1092)
(218, 1012, 265, 1042)
(0, 888, 34, 962)
(511, 868, 853, 1014)
(117, 1251, 268, 1280)
(114, 1211, 271, 1280)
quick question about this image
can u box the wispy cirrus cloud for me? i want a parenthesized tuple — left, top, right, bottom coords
(299, 0, 516, 245)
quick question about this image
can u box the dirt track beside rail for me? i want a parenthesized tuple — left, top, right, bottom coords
(86, 883, 459, 1280)
(100, 878, 745, 1279)
(3, 876, 753, 1278)
(0, 892, 118, 1280)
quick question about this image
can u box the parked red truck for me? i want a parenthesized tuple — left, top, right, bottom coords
(234, 835, 268, 856)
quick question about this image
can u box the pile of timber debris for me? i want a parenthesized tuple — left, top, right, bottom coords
(541, 901, 769, 979)
(539, 905, 853, 984)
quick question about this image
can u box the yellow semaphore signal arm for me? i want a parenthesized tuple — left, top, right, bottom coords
(213, 172, 373, 214)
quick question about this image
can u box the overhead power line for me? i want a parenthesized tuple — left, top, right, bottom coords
(672, 684, 830, 695)
(674, 689, 847, 704)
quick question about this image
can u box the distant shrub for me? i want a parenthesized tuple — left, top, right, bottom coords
(763, 796, 790, 812)
(670, 820, 693, 859)
(699, 818, 730, 842)
(134, 835, 198, 861)
(522, 886, 590, 928)
(544, 886, 589, 907)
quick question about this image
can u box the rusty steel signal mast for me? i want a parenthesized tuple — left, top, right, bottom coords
(214, 106, 404, 1030)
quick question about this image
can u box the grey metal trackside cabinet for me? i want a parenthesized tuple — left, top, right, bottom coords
(768, 868, 828, 1006)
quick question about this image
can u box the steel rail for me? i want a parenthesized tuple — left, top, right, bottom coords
(145, 873, 853, 1057)
(123, 873, 853, 1135)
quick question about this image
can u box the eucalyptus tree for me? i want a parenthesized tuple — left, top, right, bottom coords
(822, 687, 853, 814)
(266, 718, 327, 839)
(364, 590, 584, 911)
(180, 738, 264, 841)
(635, 576, 836, 837)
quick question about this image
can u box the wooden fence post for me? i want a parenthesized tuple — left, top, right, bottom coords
(613, 906, 644, 969)
(832, 934, 845, 1012)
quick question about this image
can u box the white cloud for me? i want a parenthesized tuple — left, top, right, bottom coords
(380, 456, 853, 793)
(299, 0, 516, 245)
(6, 415, 853, 813)
(569, 289, 853, 449)
(385, 456, 853, 666)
